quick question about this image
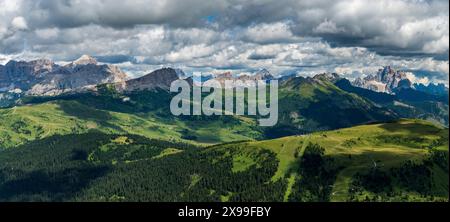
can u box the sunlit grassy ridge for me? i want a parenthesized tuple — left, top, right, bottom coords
(0, 118, 446, 202)
(212, 119, 448, 202)
(0, 100, 262, 148)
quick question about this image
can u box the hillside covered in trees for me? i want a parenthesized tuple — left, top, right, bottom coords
(0, 120, 447, 202)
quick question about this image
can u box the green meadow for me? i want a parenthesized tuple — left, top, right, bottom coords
(212, 119, 448, 202)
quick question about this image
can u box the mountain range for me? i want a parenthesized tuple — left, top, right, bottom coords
(413, 83, 449, 96)
(0, 55, 127, 96)
(353, 66, 412, 93)
(0, 56, 275, 96)
(1, 56, 447, 98)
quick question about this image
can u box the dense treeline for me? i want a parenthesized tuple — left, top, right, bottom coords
(348, 150, 449, 202)
(0, 130, 447, 202)
(289, 143, 340, 202)
(0, 133, 284, 202)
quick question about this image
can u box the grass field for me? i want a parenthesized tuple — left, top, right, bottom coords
(212, 119, 449, 202)
(0, 100, 262, 148)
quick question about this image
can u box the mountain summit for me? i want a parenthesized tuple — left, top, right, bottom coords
(120, 68, 180, 92)
(72, 55, 98, 66)
(353, 66, 410, 93)
(0, 56, 127, 96)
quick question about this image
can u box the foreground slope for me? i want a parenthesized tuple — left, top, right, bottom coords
(0, 119, 447, 202)
(232, 119, 448, 201)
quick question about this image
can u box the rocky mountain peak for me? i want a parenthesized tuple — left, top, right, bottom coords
(352, 66, 410, 93)
(73, 55, 98, 65)
(5, 59, 55, 72)
(253, 69, 274, 80)
(313, 73, 340, 83)
(174, 68, 187, 79)
(122, 68, 180, 92)
(215, 72, 233, 79)
(0, 56, 128, 96)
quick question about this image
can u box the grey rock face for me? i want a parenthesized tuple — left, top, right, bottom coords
(0, 56, 128, 96)
(0, 59, 56, 90)
(212, 69, 274, 88)
(352, 66, 410, 93)
(313, 73, 341, 83)
(122, 68, 180, 92)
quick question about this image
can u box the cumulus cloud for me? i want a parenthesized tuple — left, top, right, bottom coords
(0, 0, 448, 84)
(405, 72, 430, 85)
(314, 20, 344, 34)
(35, 28, 59, 40)
(18, 0, 227, 28)
(11, 16, 27, 30)
(240, 22, 300, 44)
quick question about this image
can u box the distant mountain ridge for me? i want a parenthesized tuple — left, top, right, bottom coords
(335, 78, 449, 126)
(213, 69, 274, 86)
(413, 83, 449, 96)
(3, 56, 446, 98)
(0, 55, 127, 96)
(0, 57, 278, 96)
(353, 66, 411, 93)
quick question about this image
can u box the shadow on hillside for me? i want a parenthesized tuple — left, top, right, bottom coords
(377, 121, 442, 136)
(56, 101, 127, 132)
(0, 165, 109, 202)
(58, 101, 112, 121)
(278, 88, 396, 134)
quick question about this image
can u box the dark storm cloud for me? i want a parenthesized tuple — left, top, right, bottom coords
(248, 53, 276, 60)
(23, 0, 226, 28)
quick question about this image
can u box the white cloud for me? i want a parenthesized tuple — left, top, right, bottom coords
(423, 35, 449, 54)
(412, 58, 449, 77)
(11, 16, 27, 30)
(406, 72, 430, 85)
(242, 22, 299, 44)
(314, 20, 344, 34)
(0, 53, 12, 65)
(35, 28, 59, 40)
(165, 44, 219, 63)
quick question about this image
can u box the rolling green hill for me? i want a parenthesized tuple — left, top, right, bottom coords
(269, 76, 396, 137)
(0, 99, 262, 148)
(224, 119, 448, 202)
(0, 119, 447, 202)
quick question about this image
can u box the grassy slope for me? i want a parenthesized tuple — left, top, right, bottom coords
(0, 100, 261, 148)
(212, 119, 449, 202)
(274, 77, 396, 136)
(0, 117, 447, 202)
